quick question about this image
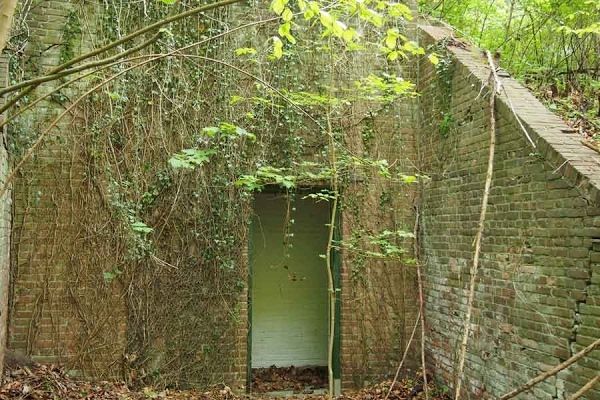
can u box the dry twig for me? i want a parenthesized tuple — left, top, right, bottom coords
(499, 337, 600, 400)
(384, 310, 421, 400)
(414, 204, 428, 400)
(568, 374, 600, 400)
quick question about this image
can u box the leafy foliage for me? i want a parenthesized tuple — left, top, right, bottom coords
(420, 0, 600, 136)
(236, 166, 296, 191)
(169, 149, 215, 170)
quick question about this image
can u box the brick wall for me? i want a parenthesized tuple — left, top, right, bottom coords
(5, 0, 420, 392)
(13, 5, 600, 398)
(339, 101, 420, 389)
(8, 0, 127, 377)
(338, 71, 420, 390)
(417, 25, 600, 399)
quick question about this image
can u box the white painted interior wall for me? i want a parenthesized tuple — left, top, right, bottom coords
(251, 193, 329, 368)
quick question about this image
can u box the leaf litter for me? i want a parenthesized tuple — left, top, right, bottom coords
(1, 362, 451, 400)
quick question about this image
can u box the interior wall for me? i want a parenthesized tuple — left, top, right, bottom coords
(251, 192, 329, 368)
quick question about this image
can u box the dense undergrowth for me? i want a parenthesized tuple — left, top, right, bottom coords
(420, 0, 600, 138)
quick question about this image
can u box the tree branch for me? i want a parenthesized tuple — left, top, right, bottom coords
(0, 0, 244, 115)
(384, 310, 421, 400)
(568, 374, 600, 400)
(499, 337, 600, 400)
(0, 15, 280, 130)
(0, 31, 161, 96)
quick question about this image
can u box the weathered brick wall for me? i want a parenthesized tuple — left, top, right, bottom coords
(339, 4, 421, 388)
(5, 0, 420, 392)
(338, 66, 420, 391)
(417, 25, 600, 399)
(340, 99, 420, 389)
(8, 0, 127, 377)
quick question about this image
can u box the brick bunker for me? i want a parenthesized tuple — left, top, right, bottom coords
(0, 3, 599, 400)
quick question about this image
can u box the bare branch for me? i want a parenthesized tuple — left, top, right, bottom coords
(499, 337, 600, 400)
(384, 310, 421, 400)
(0, 0, 244, 115)
(0, 32, 161, 96)
(568, 374, 600, 400)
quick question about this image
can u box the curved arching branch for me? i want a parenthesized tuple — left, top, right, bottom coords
(0, 0, 244, 115)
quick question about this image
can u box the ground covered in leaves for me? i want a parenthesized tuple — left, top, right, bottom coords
(1, 362, 451, 400)
(251, 366, 327, 393)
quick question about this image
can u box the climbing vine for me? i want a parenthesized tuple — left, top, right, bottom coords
(3, 0, 438, 392)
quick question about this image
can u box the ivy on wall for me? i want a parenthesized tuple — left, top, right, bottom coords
(5, 0, 435, 390)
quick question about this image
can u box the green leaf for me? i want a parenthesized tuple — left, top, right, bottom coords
(342, 28, 357, 43)
(235, 175, 262, 191)
(131, 221, 153, 234)
(278, 22, 296, 43)
(202, 126, 219, 137)
(402, 40, 424, 55)
(169, 149, 215, 170)
(388, 3, 412, 20)
(272, 36, 284, 59)
(427, 53, 440, 65)
(103, 270, 122, 283)
(158, 0, 177, 4)
(281, 7, 293, 22)
(304, 1, 319, 19)
(229, 95, 245, 105)
(385, 28, 400, 49)
(400, 174, 417, 184)
(235, 126, 256, 142)
(319, 10, 334, 29)
(358, 7, 384, 27)
(218, 122, 237, 135)
(332, 20, 347, 38)
(270, 0, 288, 15)
(234, 47, 257, 56)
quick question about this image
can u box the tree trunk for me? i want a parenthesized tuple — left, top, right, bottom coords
(0, 0, 17, 53)
(0, 53, 11, 382)
(0, 0, 15, 381)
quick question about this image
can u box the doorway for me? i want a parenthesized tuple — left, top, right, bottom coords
(249, 192, 330, 393)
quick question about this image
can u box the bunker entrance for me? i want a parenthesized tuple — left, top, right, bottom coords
(250, 192, 330, 393)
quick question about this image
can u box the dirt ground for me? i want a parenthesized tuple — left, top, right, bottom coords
(1, 362, 451, 400)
